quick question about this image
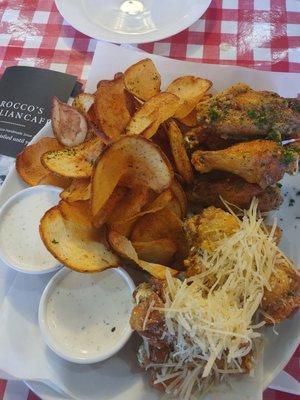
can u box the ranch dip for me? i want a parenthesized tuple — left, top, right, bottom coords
(0, 188, 59, 272)
(45, 269, 133, 359)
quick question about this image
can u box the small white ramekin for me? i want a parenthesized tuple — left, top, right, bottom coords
(39, 267, 135, 364)
(0, 185, 62, 274)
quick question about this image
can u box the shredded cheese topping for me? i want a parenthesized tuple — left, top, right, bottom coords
(145, 199, 292, 399)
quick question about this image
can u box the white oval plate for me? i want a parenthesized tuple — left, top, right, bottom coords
(54, 0, 212, 44)
(1, 52, 300, 398)
(2, 120, 300, 400)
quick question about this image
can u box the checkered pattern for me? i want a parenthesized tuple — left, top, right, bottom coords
(0, 0, 299, 399)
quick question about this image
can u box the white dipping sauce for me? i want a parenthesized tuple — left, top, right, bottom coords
(0, 189, 59, 272)
(45, 269, 133, 359)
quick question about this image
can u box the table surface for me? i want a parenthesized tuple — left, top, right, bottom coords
(0, 0, 299, 399)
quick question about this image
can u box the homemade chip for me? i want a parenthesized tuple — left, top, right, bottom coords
(167, 120, 194, 184)
(131, 207, 188, 259)
(42, 137, 105, 178)
(132, 238, 177, 265)
(176, 108, 197, 127)
(94, 74, 133, 139)
(167, 76, 212, 119)
(52, 97, 88, 147)
(16, 137, 63, 186)
(40, 206, 119, 273)
(108, 230, 177, 279)
(126, 92, 180, 138)
(91, 135, 173, 227)
(59, 200, 93, 227)
(107, 186, 150, 236)
(124, 58, 161, 101)
(60, 178, 91, 202)
(170, 179, 187, 217)
(72, 93, 94, 115)
(38, 173, 72, 189)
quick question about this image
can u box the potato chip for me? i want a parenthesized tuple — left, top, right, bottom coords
(38, 173, 72, 189)
(167, 120, 194, 184)
(72, 93, 94, 115)
(60, 178, 91, 202)
(126, 92, 180, 138)
(107, 186, 150, 236)
(91, 136, 173, 227)
(42, 137, 105, 178)
(52, 97, 88, 147)
(124, 58, 161, 101)
(131, 207, 188, 259)
(40, 206, 119, 273)
(171, 179, 187, 217)
(59, 200, 93, 227)
(176, 108, 197, 127)
(94, 74, 133, 139)
(16, 137, 63, 186)
(166, 196, 182, 218)
(108, 230, 177, 279)
(167, 76, 212, 119)
(132, 238, 177, 265)
(93, 186, 127, 228)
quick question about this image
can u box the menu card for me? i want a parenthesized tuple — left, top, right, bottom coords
(0, 66, 80, 158)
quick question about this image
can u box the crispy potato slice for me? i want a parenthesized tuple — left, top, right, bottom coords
(107, 186, 150, 236)
(59, 200, 93, 227)
(171, 179, 187, 217)
(124, 58, 161, 101)
(52, 97, 88, 147)
(91, 136, 173, 227)
(176, 108, 197, 127)
(131, 207, 188, 259)
(16, 137, 63, 186)
(38, 173, 72, 189)
(114, 189, 173, 228)
(60, 178, 91, 202)
(126, 92, 180, 138)
(40, 206, 119, 273)
(94, 74, 132, 139)
(42, 137, 104, 178)
(108, 230, 177, 279)
(167, 76, 212, 119)
(132, 239, 177, 265)
(167, 120, 194, 184)
(93, 186, 127, 229)
(166, 196, 182, 218)
(72, 93, 94, 115)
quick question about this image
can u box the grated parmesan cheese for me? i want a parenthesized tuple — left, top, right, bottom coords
(145, 199, 293, 400)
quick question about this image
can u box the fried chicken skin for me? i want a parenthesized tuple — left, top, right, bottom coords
(196, 83, 300, 140)
(262, 261, 300, 324)
(191, 140, 287, 188)
(187, 175, 283, 212)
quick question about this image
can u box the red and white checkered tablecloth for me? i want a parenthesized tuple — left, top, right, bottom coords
(0, 0, 299, 399)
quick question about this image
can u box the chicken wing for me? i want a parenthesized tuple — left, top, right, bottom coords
(262, 260, 300, 324)
(191, 140, 288, 188)
(196, 83, 300, 140)
(183, 207, 300, 323)
(187, 174, 283, 212)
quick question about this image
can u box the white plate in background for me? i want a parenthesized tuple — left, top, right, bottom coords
(54, 0, 212, 44)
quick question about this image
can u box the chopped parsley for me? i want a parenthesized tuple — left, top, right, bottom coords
(51, 239, 59, 244)
(208, 107, 220, 122)
(267, 131, 282, 142)
(281, 147, 296, 164)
